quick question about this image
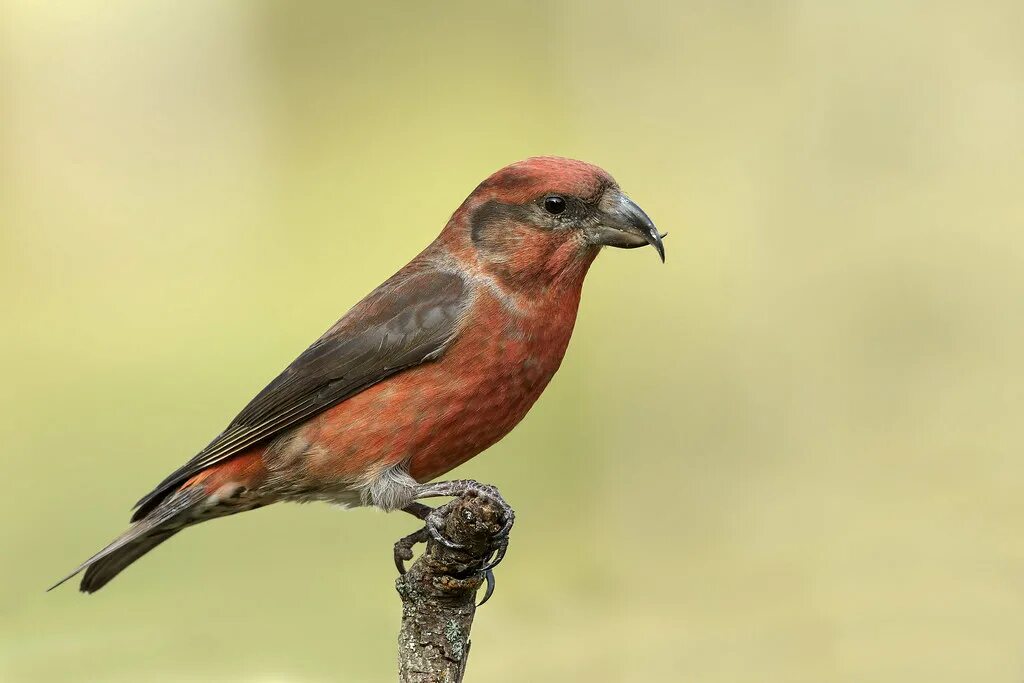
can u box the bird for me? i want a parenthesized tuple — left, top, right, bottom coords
(50, 156, 664, 598)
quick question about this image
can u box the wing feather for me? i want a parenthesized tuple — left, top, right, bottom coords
(131, 267, 467, 520)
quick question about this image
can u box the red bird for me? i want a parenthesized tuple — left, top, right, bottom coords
(52, 156, 664, 596)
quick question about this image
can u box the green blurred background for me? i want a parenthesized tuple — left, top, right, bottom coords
(2, 1, 1023, 681)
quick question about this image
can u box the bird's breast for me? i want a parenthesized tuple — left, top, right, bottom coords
(288, 285, 584, 487)
(402, 286, 582, 481)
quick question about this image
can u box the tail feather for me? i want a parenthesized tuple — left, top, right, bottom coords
(49, 486, 206, 593)
(78, 528, 181, 593)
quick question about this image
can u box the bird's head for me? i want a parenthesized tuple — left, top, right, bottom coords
(440, 157, 664, 290)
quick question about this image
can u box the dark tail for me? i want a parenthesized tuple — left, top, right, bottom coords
(49, 486, 206, 593)
(80, 528, 182, 592)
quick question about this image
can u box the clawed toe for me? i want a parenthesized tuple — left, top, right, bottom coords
(393, 527, 429, 575)
(425, 504, 465, 550)
(478, 569, 496, 606)
(494, 506, 514, 540)
(481, 536, 509, 572)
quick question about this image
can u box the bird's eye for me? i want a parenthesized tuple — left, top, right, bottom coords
(543, 196, 566, 215)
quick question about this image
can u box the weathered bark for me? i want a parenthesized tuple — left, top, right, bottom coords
(395, 493, 508, 683)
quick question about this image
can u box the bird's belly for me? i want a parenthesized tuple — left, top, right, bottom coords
(283, 298, 577, 489)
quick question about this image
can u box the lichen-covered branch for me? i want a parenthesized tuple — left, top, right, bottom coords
(395, 493, 508, 682)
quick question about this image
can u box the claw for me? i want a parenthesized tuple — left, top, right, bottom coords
(427, 525, 464, 550)
(481, 537, 509, 572)
(478, 569, 496, 606)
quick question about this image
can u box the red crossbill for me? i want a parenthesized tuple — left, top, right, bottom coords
(51, 156, 664, 597)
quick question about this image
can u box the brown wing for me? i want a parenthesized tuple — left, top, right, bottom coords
(132, 267, 467, 520)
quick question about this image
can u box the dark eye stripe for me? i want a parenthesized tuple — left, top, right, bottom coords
(469, 200, 530, 244)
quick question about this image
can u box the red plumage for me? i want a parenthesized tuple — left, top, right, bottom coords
(52, 157, 663, 593)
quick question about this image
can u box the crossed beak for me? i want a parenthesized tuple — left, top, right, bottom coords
(588, 191, 666, 262)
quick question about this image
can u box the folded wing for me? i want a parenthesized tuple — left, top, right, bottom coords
(132, 267, 468, 520)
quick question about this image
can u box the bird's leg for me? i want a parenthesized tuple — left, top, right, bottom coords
(401, 501, 434, 521)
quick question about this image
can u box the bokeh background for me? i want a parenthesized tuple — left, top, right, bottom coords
(2, 1, 1023, 681)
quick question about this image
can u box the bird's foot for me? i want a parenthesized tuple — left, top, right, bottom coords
(393, 526, 430, 575)
(415, 480, 514, 562)
(398, 480, 515, 605)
